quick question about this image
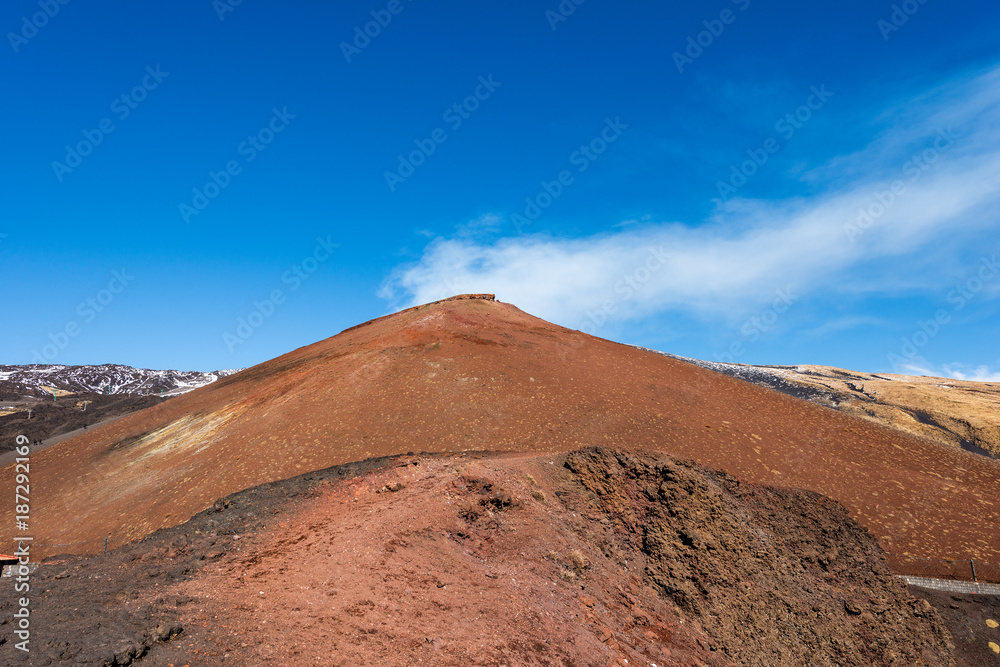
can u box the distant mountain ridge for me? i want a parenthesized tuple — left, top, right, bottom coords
(0, 364, 242, 400)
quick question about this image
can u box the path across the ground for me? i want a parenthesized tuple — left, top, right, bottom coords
(0, 413, 128, 469)
(900, 575, 1000, 595)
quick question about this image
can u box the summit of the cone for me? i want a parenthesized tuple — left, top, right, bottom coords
(439, 293, 495, 302)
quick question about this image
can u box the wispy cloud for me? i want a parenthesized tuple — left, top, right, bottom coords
(381, 66, 1000, 332)
(898, 361, 1000, 383)
(804, 316, 890, 338)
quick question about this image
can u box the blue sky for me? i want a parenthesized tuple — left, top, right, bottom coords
(2, 0, 999, 379)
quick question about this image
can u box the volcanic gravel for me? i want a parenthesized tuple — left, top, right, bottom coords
(0, 448, 967, 666)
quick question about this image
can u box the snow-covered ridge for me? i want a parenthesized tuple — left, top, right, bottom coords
(0, 364, 243, 399)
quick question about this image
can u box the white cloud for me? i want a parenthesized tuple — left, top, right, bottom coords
(898, 362, 1000, 383)
(381, 66, 1000, 334)
(939, 363, 1000, 383)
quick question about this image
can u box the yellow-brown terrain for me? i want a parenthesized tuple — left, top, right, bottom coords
(754, 366, 1000, 457)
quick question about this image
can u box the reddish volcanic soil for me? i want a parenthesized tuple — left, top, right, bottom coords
(0, 449, 957, 666)
(2, 295, 999, 575)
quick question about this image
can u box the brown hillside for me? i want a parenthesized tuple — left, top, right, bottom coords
(2, 295, 999, 571)
(0, 449, 956, 666)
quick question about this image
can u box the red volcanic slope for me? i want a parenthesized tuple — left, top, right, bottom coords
(3, 295, 998, 565)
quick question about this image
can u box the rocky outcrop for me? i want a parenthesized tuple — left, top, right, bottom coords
(564, 447, 955, 666)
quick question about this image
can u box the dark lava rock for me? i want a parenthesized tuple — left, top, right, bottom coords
(563, 447, 954, 666)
